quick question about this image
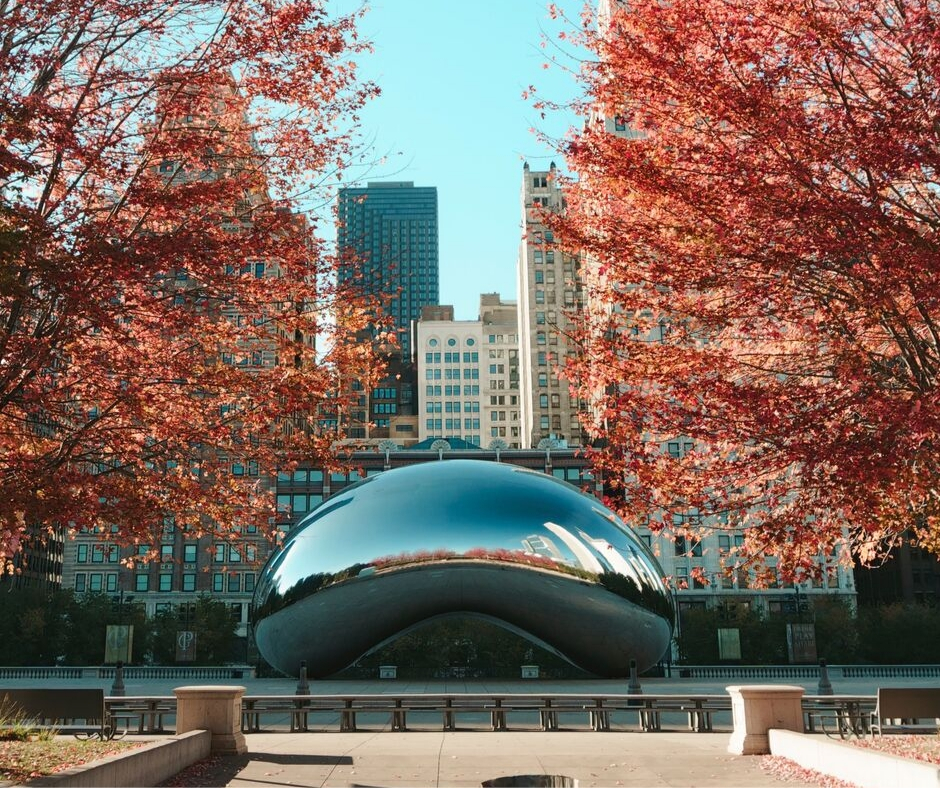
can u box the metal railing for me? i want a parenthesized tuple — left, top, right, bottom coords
(671, 663, 940, 680)
(95, 692, 875, 735)
(0, 665, 254, 680)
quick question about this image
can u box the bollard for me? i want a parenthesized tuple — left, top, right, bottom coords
(627, 658, 642, 707)
(110, 661, 126, 697)
(627, 658, 642, 694)
(296, 660, 310, 695)
(817, 658, 833, 696)
(293, 660, 310, 732)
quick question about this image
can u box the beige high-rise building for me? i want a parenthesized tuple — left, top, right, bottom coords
(415, 295, 520, 448)
(516, 163, 585, 449)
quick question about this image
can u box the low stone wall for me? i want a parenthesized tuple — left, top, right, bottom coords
(28, 730, 211, 788)
(768, 728, 940, 788)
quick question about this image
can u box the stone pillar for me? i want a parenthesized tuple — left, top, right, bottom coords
(726, 684, 804, 755)
(175, 685, 247, 755)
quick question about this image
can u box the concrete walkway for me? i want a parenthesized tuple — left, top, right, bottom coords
(181, 731, 823, 787)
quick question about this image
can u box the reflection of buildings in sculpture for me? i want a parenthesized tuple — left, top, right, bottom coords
(276, 448, 858, 620)
(520, 534, 565, 563)
(542, 522, 605, 574)
(583, 531, 660, 592)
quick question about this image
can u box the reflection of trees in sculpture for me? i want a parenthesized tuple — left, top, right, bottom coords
(597, 572, 674, 624)
(343, 617, 592, 680)
(252, 563, 369, 619)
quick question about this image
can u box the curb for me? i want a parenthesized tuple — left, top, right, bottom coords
(23, 730, 210, 788)
(769, 728, 940, 788)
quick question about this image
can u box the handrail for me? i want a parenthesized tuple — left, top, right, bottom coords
(95, 691, 878, 734)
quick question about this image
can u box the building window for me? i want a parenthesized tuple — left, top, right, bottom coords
(136, 574, 149, 592)
(91, 544, 106, 563)
(183, 544, 197, 563)
(74, 573, 86, 592)
(182, 573, 196, 592)
(159, 573, 172, 592)
(228, 574, 241, 592)
(244, 573, 256, 592)
(161, 545, 173, 563)
(213, 573, 224, 592)
(77, 544, 88, 563)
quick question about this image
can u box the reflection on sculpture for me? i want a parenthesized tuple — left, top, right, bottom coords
(253, 460, 674, 678)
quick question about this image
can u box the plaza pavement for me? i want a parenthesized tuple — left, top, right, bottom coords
(174, 730, 822, 788)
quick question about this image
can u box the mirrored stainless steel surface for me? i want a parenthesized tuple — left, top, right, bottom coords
(253, 460, 674, 677)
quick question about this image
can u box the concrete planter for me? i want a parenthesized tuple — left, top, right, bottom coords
(769, 728, 940, 788)
(27, 730, 210, 788)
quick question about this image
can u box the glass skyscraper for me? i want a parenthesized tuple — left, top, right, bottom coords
(337, 181, 439, 358)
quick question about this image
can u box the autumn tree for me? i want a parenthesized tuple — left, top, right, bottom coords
(550, 0, 940, 576)
(0, 0, 384, 560)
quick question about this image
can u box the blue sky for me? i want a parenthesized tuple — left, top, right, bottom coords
(335, 1, 584, 320)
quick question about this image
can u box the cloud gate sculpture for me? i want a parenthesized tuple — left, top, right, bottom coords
(253, 460, 674, 678)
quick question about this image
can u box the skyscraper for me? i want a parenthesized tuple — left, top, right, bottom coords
(337, 182, 439, 358)
(517, 163, 585, 449)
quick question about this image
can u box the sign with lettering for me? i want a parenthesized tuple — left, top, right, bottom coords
(176, 630, 197, 662)
(786, 623, 817, 664)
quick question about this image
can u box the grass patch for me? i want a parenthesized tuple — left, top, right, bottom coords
(0, 737, 142, 783)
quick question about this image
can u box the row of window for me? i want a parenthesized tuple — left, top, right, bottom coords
(129, 571, 258, 593)
(425, 368, 480, 380)
(427, 337, 475, 348)
(425, 401, 481, 413)
(426, 385, 480, 397)
(424, 352, 480, 364)
(277, 493, 324, 514)
(489, 426, 521, 438)
(75, 544, 119, 563)
(73, 571, 258, 594)
(73, 573, 118, 593)
(425, 418, 481, 431)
